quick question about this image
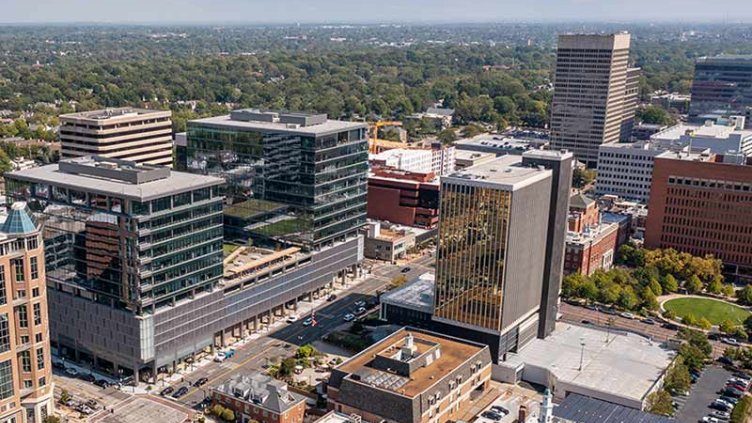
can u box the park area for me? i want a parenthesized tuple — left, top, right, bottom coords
(663, 297, 750, 325)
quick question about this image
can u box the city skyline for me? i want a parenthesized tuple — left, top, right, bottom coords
(1, 0, 751, 24)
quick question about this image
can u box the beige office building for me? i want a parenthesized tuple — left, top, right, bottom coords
(60, 108, 173, 167)
(550, 33, 637, 167)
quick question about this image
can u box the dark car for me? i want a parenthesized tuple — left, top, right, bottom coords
(719, 356, 735, 366)
(711, 400, 732, 412)
(172, 386, 189, 398)
(80, 373, 96, 383)
(327, 294, 337, 302)
(662, 322, 680, 330)
(400, 267, 411, 273)
(481, 411, 502, 421)
(708, 332, 722, 341)
(490, 406, 509, 416)
(160, 386, 174, 396)
(581, 319, 592, 325)
(94, 379, 110, 388)
(722, 387, 744, 398)
(194, 377, 208, 387)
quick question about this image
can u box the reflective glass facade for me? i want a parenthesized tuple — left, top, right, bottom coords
(433, 183, 511, 332)
(689, 57, 752, 128)
(186, 121, 368, 251)
(5, 178, 224, 315)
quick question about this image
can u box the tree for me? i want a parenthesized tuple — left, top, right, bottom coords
(723, 284, 736, 298)
(296, 344, 318, 359)
(641, 287, 660, 311)
(744, 315, 752, 334)
(222, 408, 236, 422)
(645, 390, 674, 416)
(648, 278, 663, 297)
(578, 279, 599, 302)
(697, 317, 712, 330)
(562, 273, 587, 298)
(737, 286, 752, 306)
(437, 129, 457, 144)
(59, 389, 71, 404)
(678, 328, 713, 358)
(572, 167, 596, 189)
(618, 287, 639, 310)
(638, 105, 675, 126)
(678, 343, 707, 372)
(212, 405, 226, 418)
(663, 362, 691, 395)
(730, 395, 752, 423)
(662, 274, 679, 294)
(390, 275, 408, 288)
(707, 276, 723, 295)
(720, 319, 739, 335)
(460, 124, 484, 138)
(682, 314, 698, 327)
(686, 275, 703, 294)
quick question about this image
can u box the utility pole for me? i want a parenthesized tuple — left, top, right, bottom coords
(579, 338, 586, 371)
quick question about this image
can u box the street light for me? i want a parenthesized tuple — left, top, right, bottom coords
(578, 338, 586, 371)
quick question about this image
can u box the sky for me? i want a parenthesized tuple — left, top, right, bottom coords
(1, 0, 751, 24)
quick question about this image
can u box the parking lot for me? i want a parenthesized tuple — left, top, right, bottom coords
(675, 366, 732, 422)
(473, 384, 542, 423)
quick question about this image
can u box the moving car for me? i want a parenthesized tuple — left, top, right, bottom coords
(172, 386, 189, 398)
(662, 322, 680, 330)
(160, 386, 174, 396)
(721, 337, 741, 346)
(641, 318, 656, 325)
(303, 317, 314, 326)
(401, 267, 411, 273)
(343, 313, 355, 322)
(620, 312, 635, 319)
(214, 352, 227, 362)
(194, 377, 208, 387)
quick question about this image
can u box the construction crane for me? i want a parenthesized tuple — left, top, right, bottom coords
(369, 120, 405, 154)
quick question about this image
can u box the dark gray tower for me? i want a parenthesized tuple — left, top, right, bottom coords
(521, 149, 574, 338)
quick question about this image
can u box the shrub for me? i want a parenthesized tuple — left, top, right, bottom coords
(221, 408, 235, 422)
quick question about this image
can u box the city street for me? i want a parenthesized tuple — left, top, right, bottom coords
(158, 253, 435, 408)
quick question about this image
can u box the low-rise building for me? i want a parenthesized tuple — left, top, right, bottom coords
(371, 149, 433, 174)
(595, 141, 668, 203)
(327, 328, 493, 423)
(631, 123, 667, 141)
(651, 119, 752, 156)
(406, 108, 455, 131)
(366, 169, 439, 229)
(453, 151, 496, 170)
(564, 223, 619, 276)
(362, 222, 417, 263)
(452, 134, 544, 157)
(213, 372, 306, 423)
(649, 92, 690, 114)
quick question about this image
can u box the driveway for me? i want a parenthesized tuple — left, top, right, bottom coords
(675, 365, 731, 422)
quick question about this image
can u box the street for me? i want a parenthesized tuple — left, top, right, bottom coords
(159, 254, 435, 407)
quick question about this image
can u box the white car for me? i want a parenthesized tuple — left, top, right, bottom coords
(620, 312, 635, 320)
(286, 315, 299, 323)
(354, 300, 366, 308)
(701, 416, 720, 423)
(303, 317, 314, 326)
(213, 352, 226, 363)
(722, 338, 741, 346)
(343, 313, 355, 322)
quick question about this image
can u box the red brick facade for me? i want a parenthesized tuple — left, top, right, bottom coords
(645, 155, 752, 281)
(565, 223, 619, 276)
(213, 391, 306, 423)
(367, 168, 439, 228)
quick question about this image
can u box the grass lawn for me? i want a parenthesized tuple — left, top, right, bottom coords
(663, 297, 750, 325)
(252, 217, 309, 237)
(223, 243, 240, 257)
(224, 199, 285, 219)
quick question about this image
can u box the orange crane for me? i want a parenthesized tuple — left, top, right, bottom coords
(369, 121, 405, 153)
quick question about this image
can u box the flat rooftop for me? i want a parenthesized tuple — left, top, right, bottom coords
(453, 134, 542, 153)
(8, 157, 223, 201)
(442, 155, 551, 190)
(61, 107, 170, 121)
(502, 323, 673, 405)
(652, 122, 752, 141)
(380, 272, 435, 314)
(190, 109, 366, 136)
(335, 328, 485, 398)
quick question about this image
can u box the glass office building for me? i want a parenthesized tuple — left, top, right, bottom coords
(186, 109, 369, 251)
(690, 55, 752, 128)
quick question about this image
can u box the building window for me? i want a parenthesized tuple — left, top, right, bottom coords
(26, 407, 34, 423)
(40, 405, 48, 421)
(31, 288, 39, 298)
(0, 360, 14, 399)
(36, 347, 44, 370)
(30, 257, 38, 280)
(0, 315, 8, 354)
(27, 237, 38, 250)
(12, 259, 24, 283)
(20, 351, 31, 372)
(39, 377, 46, 387)
(18, 305, 27, 328)
(0, 266, 5, 306)
(33, 303, 41, 326)
(35, 333, 42, 343)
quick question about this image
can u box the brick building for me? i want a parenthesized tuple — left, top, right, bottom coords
(327, 328, 492, 423)
(366, 169, 440, 229)
(212, 372, 306, 423)
(646, 151, 752, 281)
(565, 193, 620, 275)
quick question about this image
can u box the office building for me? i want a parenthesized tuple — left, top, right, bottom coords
(212, 372, 306, 423)
(59, 108, 173, 167)
(429, 142, 456, 176)
(596, 141, 667, 203)
(433, 149, 573, 358)
(689, 55, 752, 128)
(454, 151, 496, 170)
(367, 168, 440, 229)
(651, 119, 752, 156)
(0, 203, 54, 423)
(550, 33, 636, 167)
(621, 67, 641, 141)
(362, 222, 417, 263)
(631, 123, 667, 141)
(646, 150, 752, 282)
(370, 149, 433, 174)
(186, 109, 368, 248)
(452, 134, 544, 157)
(327, 328, 492, 423)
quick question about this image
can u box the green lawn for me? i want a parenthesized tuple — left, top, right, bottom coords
(223, 243, 240, 257)
(252, 217, 309, 237)
(224, 199, 286, 219)
(664, 297, 750, 325)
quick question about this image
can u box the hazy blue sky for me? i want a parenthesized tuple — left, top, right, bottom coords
(1, 0, 751, 24)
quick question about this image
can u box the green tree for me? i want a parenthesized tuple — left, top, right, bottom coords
(459, 124, 484, 138)
(663, 309, 676, 320)
(707, 276, 723, 295)
(662, 274, 679, 294)
(723, 284, 736, 298)
(645, 390, 674, 416)
(59, 389, 71, 404)
(682, 313, 698, 327)
(686, 275, 703, 294)
(578, 280, 599, 302)
(562, 273, 587, 298)
(638, 105, 675, 126)
(572, 167, 596, 189)
(744, 315, 752, 334)
(296, 344, 318, 359)
(678, 328, 713, 357)
(212, 404, 226, 418)
(221, 408, 236, 422)
(730, 396, 752, 423)
(697, 317, 712, 330)
(599, 284, 622, 305)
(618, 287, 639, 310)
(437, 129, 457, 144)
(678, 343, 707, 372)
(737, 286, 752, 306)
(663, 361, 691, 395)
(641, 288, 660, 311)
(720, 319, 739, 334)
(648, 278, 663, 297)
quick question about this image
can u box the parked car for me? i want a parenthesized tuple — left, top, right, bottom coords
(80, 373, 96, 383)
(711, 400, 732, 411)
(710, 410, 731, 419)
(400, 267, 411, 273)
(601, 307, 618, 315)
(719, 395, 739, 405)
(194, 377, 208, 387)
(725, 384, 746, 395)
(94, 379, 110, 388)
(620, 312, 635, 319)
(172, 386, 189, 398)
(76, 405, 94, 415)
(64, 367, 79, 377)
(708, 332, 722, 341)
(733, 371, 751, 380)
(722, 338, 741, 346)
(286, 315, 299, 323)
(480, 411, 502, 421)
(327, 294, 337, 302)
(701, 416, 720, 423)
(160, 386, 174, 396)
(354, 300, 366, 308)
(718, 356, 735, 366)
(355, 307, 367, 315)
(63, 398, 76, 408)
(52, 360, 66, 370)
(722, 388, 743, 399)
(490, 406, 509, 416)
(585, 304, 599, 311)
(213, 352, 227, 363)
(662, 322, 680, 330)
(343, 313, 355, 322)
(85, 400, 99, 410)
(641, 318, 656, 325)
(581, 319, 592, 325)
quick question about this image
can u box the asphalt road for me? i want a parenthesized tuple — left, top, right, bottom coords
(165, 254, 435, 407)
(675, 366, 732, 423)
